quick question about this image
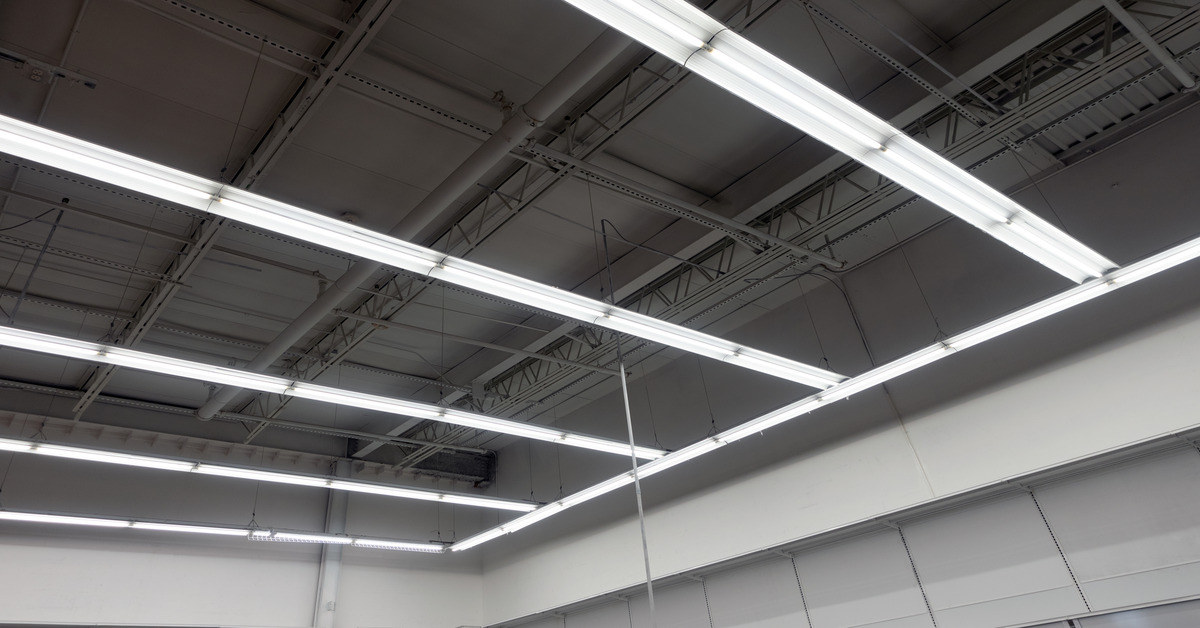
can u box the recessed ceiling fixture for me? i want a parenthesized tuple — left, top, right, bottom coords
(0, 510, 445, 553)
(450, 234, 1200, 549)
(0, 114, 845, 390)
(559, 0, 1116, 283)
(0, 328, 666, 460)
(0, 436, 539, 512)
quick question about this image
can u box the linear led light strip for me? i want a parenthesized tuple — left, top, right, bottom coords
(0, 115, 844, 390)
(0, 511, 445, 553)
(559, 0, 1117, 283)
(0, 328, 666, 461)
(449, 234, 1200, 550)
(0, 436, 538, 512)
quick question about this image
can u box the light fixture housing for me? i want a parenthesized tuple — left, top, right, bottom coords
(0, 510, 445, 552)
(0, 326, 665, 461)
(451, 233, 1200, 550)
(0, 113, 844, 390)
(560, 0, 1116, 283)
(0, 436, 539, 512)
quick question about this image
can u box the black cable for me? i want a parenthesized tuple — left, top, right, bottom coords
(0, 208, 57, 232)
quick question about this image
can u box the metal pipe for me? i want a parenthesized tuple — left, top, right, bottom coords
(1099, 0, 1196, 88)
(195, 29, 630, 419)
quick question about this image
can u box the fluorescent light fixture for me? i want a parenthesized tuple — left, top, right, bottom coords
(0, 113, 844, 390)
(448, 526, 508, 552)
(192, 464, 333, 488)
(0, 326, 290, 394)
(265, 531, 354, 544)
(450, 234, 1200, 550)
(0, 326, 665, 460)
(451, 440, 728, 551)
(719, 397, 826, 443)
(31, 442, 197, 472)
(0, 439, 34, 452)
(327, 480, 539, 513)
(0, 124, 218, 208)
(560, 0, 1115, 283)
(0, 510, 443, 552)
(0, 510, 130, 527)
(637, 437, 725, 477)
(0, 436, 539, 512)
(130, 522, 249, 536)
(352, 538, 446, 553)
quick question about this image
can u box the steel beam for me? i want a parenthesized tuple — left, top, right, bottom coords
(1099, 0, 1196, 88)
(70, 0, 400, 418)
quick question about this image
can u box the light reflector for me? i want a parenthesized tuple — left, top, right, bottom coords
(0, 510, 444, 552)
(0, 113, 845, 390)
(0, 326, 665, 460)
(0, 436, 539, 512)
(561, 0, 1116, 283)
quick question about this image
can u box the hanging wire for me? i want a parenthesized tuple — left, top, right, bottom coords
(247, 448, 265, 529)
(0, 208, 57, 232)
(803, 2, 857, 100)
(1009, 146, 1071, 231)
(885, 216, 947, 342)
(797, 275, 832, 370)
(637, 363, 665, 449)
(222, 37, 266, 180)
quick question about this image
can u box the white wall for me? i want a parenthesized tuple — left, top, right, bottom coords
(475, 99, 1200, 623)
(0, 433, 486, 628)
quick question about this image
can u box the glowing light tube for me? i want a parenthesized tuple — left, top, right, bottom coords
(0, 436, 537, 512)
(0, 510, 445, 552)
(0, 113, 844, 390)
(560, 0, 1115, 283)
(0, 326, 665, 461)
(451, 234, 1200, 550)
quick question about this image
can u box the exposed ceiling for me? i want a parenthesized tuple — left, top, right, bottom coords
(1, 0, 1199, 555)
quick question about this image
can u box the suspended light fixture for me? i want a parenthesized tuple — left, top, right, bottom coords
(0, 327, 666, 460)
(0, 510, 445, 553)
(0, 436, 538, 512)
(0, 114, 845, 390)
(559, 0, 1116, 283)
(451, 233, 1200, 550)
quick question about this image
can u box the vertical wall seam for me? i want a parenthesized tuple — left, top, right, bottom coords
(790, 556, 816, 628)
(1028, 489, 1092, 612)
(700, 579, 716, 628)
(896, 526, 940, 628)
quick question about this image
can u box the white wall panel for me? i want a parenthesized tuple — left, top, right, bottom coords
(793, 530, 932, 628)
(337, 553, 484, 628)
(902, 493, 1087, 628)
(704, 557, 810, 628)
(1079, 598, 1200, 627)
(1034, 448, 1200, 612)
(628, 580, 710, 628)
(0, 527, 319, 626)
(482, 299, 1200, 624)
(568, 601, 632, 628)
